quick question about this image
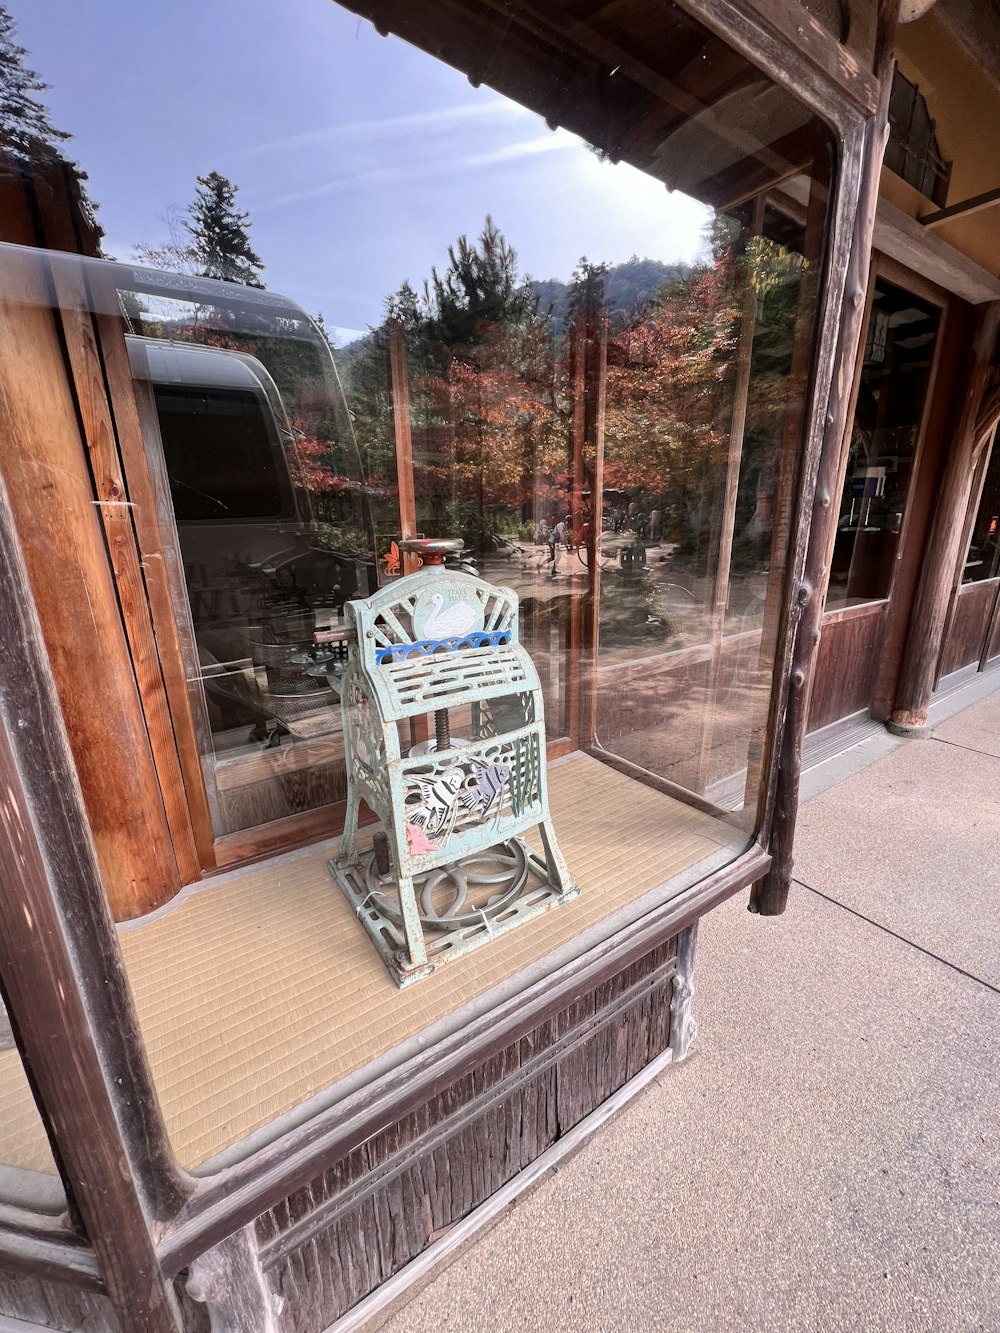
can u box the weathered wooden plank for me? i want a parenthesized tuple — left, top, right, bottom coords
(94, 301, 219, 872)
(255, 964, 674, 1329)
(806, 603, 884, 731)
(42, 259, 202, 893)
(0, 245, 180, 920)
(186, 1225, 280, 1333)
(872, 198, 1000, 305)
(868, 282, 967, 722)
(937, 579, 998, 679)
(0, 1273, 122, 1332)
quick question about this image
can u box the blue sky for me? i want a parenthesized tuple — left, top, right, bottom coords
(12, 0, 710, 340)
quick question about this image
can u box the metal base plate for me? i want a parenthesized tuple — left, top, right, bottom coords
(330, 839, 579, 989)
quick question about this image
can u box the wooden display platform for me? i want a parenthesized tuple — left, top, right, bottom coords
(0, 754, 741, 1189)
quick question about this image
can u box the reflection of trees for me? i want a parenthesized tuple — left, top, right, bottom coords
(0, 2, 102, 254)
(603, 226, 804, 571)
(349, 206, 805, 569)
(0, 5, 69, 158)
(604, 262, 740, 562)
(135, 173, 265, 288)
(341, 215, 570, 550)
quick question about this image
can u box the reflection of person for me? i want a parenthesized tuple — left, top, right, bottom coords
(550, 516, 567, 575)
(649, 508, 662, 543)
(535, 516, 550, 546)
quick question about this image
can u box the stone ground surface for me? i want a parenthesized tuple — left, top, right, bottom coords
(383, 679, 1000, 1332)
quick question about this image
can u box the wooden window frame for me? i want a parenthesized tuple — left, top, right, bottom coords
(0, 0, 900, 1323)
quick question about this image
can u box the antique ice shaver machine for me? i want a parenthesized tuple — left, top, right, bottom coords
(328, 538, 578, 987)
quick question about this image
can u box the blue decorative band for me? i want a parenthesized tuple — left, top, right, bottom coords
(376, 630, 512, 665)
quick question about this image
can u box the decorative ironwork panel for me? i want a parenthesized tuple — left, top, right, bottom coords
(329, 540, 578, 986)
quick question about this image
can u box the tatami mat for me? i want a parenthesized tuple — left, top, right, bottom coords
(0, 755, 741, 1183)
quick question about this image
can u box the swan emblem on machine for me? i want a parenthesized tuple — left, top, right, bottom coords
(421, 594, 480, 640)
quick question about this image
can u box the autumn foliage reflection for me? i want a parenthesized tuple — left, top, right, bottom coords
(342, 211, 805, 579)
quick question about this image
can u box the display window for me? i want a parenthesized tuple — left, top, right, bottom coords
(0, 0, 835, 1192)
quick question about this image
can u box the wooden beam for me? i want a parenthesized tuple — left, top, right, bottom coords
(0, 465, 186, 1328)
(873, 197, 1000, 304)
(717, 0, 878, 110)
(920, 184, 1000, 229)
(688, 0, 877, 124)
(91, 296, 218, 872)
(697, 123, 821, 211)
(37, 254, 203, 892)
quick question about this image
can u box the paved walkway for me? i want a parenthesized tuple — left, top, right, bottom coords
(384, 675, 1000, 1332)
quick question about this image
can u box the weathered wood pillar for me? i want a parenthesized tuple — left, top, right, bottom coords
(888, 304, 1000, 735)
(668, 922, 699, 1061)
(0, 464, 188, 1330)
(187, 1225, 282, 1332)
(750, 1, 899, 916)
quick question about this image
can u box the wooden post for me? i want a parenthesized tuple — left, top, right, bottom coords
(587, 322, 608, 737)
(695, 194, 764, 793)
(750, 1, 900, 915)
(668, 922, 699, 1061)
(567, 301, 606, 746)
(0, 466, 187, 1329)
(887, 303, 1000, 735)
(187, 1225, 281, 1332)
(387, 320, 420, 574)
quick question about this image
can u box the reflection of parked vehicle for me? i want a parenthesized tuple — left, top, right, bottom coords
(127, 337, 371, 748)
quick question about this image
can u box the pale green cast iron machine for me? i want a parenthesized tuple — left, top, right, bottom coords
(327, 538, 579, 987)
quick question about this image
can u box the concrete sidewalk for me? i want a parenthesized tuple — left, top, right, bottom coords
(384, 676, 1000, 1332)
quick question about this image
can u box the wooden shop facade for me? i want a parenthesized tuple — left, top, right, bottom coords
(0, 1, 998, 1329)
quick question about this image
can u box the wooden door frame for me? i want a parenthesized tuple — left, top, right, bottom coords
(812, 251, 958, 727)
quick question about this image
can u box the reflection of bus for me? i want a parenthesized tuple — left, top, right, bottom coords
(129, 336, 301, 537)
(128, 336, 374, 618)
(127, 335, 374, 763)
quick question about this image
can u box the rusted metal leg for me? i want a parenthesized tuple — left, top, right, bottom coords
(186, 1223, 282, 1333)
(339, 788, 361, 865)
(396, 874, 429, 969)
(669, 922, 699, 1062)
(537, 819, 577, 896)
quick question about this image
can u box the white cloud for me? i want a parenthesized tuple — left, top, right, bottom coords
(239, 97, 533, 161)
(262, 129, 577, 211)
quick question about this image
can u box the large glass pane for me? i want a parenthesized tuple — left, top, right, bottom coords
(0, 0, 833, 1170)
(827, 279, 941, 610)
